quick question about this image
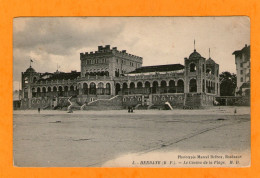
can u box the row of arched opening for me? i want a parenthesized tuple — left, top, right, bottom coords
(82, 82, 111, 95)
(31, 85, 78, 98)
(115, 80, 185, 95)
(190, 79, 218, 94)
(85, 71, 109, 77)
(189, 63, 217, 76)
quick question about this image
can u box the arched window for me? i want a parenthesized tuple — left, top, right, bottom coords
(24, 77, 29, 84)
(130, 82, 135, 89)
(58, 86, 63, 92)
(64, 86, 68, 92)
(161, 80, 167, 87)
(123, 83, 128, 89)
(83, 83, 88, 95)
(106, 83, 111, 95)
(145, 81, 150, 88)
(160, 80, 167, 93)
(152, 81, 159, 94)
(189, 79, 197, 92)
(53, 86, 57, 92)
(64, 86, 68, 96)
(89, 82, 96, 95)
(206, 69, 212, 74)
(98, 82, 104, 88)
(122, 83, 128, 95)
(169, 80, 175, 93)
(32, 88, 36, 98)
(115, 83, 121, 95)
(97, 82, 104, 95)
(137, 82, 143, 88)
(177, 80, 184, 93)
(58, 86, 63, 96)
(144, 81, 151, 94)
(33, 77, 37, 83)
(190, 63, 196, 72)
(70, 85, 74, 91)
(47, 87, 51, 92)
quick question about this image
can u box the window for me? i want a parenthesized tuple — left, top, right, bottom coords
(240, 70, 243, 74)
(206, 69, 212, 74)
(189, 79, 197, 92)
(138, 97, 142, 101)
(240, 77, 243, 82)
(240, 63, 243, 67)
(190, 63, 196, 72)
(162, 96, 165, 101)
(123, 97, 126, 102)
(24, 77, 29, 84)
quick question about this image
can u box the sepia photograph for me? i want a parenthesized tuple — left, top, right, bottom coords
(13, 17, 250, 167)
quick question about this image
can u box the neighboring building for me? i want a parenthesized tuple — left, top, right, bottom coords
(232, 44, 250, 96)
(19, 45, 220, 110)
(13, 90, 21, 110)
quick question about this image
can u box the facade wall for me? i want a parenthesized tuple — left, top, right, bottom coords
(80, 45, 142, 78)
(19, 46, 220, 110)
(233, 45, 250, 91)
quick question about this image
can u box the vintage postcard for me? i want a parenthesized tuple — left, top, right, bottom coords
(13, 17, 250, 167)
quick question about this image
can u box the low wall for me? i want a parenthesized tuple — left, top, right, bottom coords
(216, 96, 250, 106)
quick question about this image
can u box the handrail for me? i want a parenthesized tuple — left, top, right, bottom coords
(87, 95, 119, 105)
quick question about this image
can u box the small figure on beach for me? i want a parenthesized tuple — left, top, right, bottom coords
(234, 108, 237, 115)
(128, 106, 131, 113)
(38, 107, 41, 114)
(130, 106, 134, 113)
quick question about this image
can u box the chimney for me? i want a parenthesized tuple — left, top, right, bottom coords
(122, 50, 126, 53)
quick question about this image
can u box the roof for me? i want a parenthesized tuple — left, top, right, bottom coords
(206, 58, 215, 64)
(232, 45, 250, 57)
(25, 66, 36, 73)
(189, 49, 201, 59)
(240, 82, 250, 89)
(127, 64, 184, 74)
(37, 71, 80, 82)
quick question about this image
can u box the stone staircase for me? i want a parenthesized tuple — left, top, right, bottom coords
(84, 95, 124, 110)
(68, 96, 82, 110)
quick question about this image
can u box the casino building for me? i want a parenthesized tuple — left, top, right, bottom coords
(20, 45, 220, 110)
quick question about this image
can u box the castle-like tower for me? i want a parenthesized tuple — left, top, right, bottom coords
(80, 45, 143, 78)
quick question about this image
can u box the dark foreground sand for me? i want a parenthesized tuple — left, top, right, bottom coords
(13, 106, 250, 167)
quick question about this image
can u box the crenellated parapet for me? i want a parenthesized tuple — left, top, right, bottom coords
(80, 45, 142, 62)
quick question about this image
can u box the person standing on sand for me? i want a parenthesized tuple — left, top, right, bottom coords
(38, 107, 41, 114)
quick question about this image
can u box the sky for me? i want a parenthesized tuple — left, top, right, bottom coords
(13, 17, 250, 90)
